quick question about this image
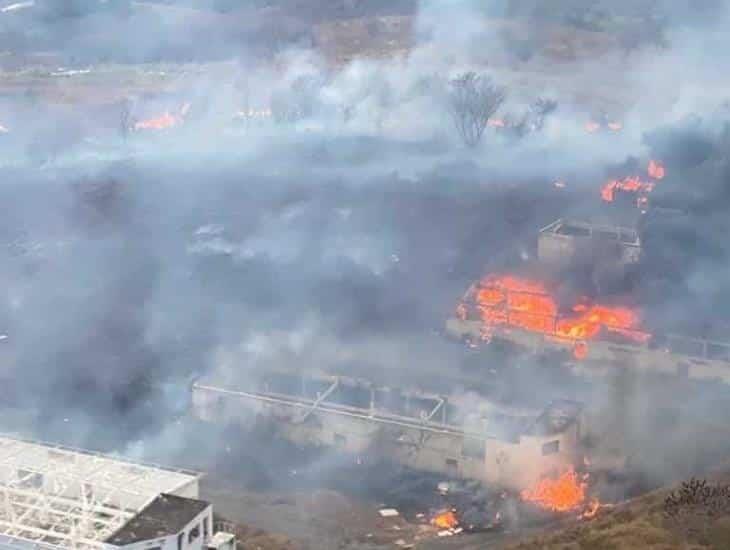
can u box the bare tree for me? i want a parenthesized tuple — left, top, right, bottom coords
(447, 72, 506, 147)
(119, 97, 132, 141)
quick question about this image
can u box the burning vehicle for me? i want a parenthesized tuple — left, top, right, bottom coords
(446, 218, 730, 384)
(191, 371, 585, 495)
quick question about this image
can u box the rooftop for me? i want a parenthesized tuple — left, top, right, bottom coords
(0, 434, 201, 550)
(539, 218, 640, 245)
(105, 494, 210, 546)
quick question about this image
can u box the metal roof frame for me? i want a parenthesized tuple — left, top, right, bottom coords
(0, 435, 200, 550)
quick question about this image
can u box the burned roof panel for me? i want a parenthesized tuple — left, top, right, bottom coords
(105, 494, 210, 546)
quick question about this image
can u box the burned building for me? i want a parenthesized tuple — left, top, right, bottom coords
(446, 217, 730, 384)
(191, 371, 584, 493)
(537, 219, 641, 271)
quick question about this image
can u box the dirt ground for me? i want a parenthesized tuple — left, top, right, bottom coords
(202, 476, 485, 550)
(205, 474, 730, 549)
(0, 5, 649, 117)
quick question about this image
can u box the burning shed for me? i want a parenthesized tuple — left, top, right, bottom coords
(446, 218, 730, 384)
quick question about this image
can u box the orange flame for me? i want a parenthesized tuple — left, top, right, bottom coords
(580, 498, 601, 519)
(134, 103, 190, 131)
(648, 159, 665, 180)
(430, 509, 458, 529)
(521, 467, 586, 512)
(585, 121, 601, 133)
(600, 161, 665, 207)
(488, 118, 506, 128)
(600, 176, 654, 204)
(462, 275, 650, 352)
(607, 122, 623, 132)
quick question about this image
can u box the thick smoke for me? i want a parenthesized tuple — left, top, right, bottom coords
(0, 0, 728, 512)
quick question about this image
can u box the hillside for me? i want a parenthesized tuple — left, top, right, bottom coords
(507, 476, 730, 550)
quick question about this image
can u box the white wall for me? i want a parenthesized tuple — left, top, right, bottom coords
(108, 505, 213, 550)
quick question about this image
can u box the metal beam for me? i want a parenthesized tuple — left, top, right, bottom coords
(297, 378, 339, 423)
(0, 486, 134, 518)
(0, 518, 104, 548)
(0, 499, 121, 527)
(423, 398, 445, 423)
(194, 384, 490, 441)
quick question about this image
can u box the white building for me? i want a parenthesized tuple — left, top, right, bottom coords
(0, 435, 234, 550)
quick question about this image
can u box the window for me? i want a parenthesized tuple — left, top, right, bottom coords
(146, 547, 162, 550)
(445, 458, 459, 474)
(542, 440, 560, 456)
(17, 469, 42, 489)
(203, 517, 209, 539)
(188, 525, 200, 544)
(333, 434, 346, 447)
(593, 229, 618, 241)
(177, 532, 184, 550)
(707, 343, 730, 361)
(556, 224, 590, 237)
(669, 337, 704, 357)
(677, 362, 690, 378)
(462, 438, 486, 460)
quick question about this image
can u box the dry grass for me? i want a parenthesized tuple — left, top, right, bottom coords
(506, 480, 730, 550)
(0, 61, 235, 104)
(312, 15, 413, 66)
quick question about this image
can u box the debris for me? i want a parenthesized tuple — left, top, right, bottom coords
(437, 530, 453, 537)
(51, 68, 92, 77)
(379, 508, 399, 517)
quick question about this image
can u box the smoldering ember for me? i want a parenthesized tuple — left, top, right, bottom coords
(1, 1, 730, 549)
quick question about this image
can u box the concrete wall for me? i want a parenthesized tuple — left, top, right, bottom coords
(191, 385, 581, 492)
(110, 506, 213, 550)
(445, 317, 730, 385)
(170, 479, 200, 500)
(537, 225, 640, 269)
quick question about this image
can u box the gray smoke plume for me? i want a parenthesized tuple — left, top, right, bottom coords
(0, 1, 728, 518)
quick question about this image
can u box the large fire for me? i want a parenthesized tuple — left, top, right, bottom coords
(458, 274, 650, 356)
(520, 467, 587, 512)
(430, 509, 459, 529)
